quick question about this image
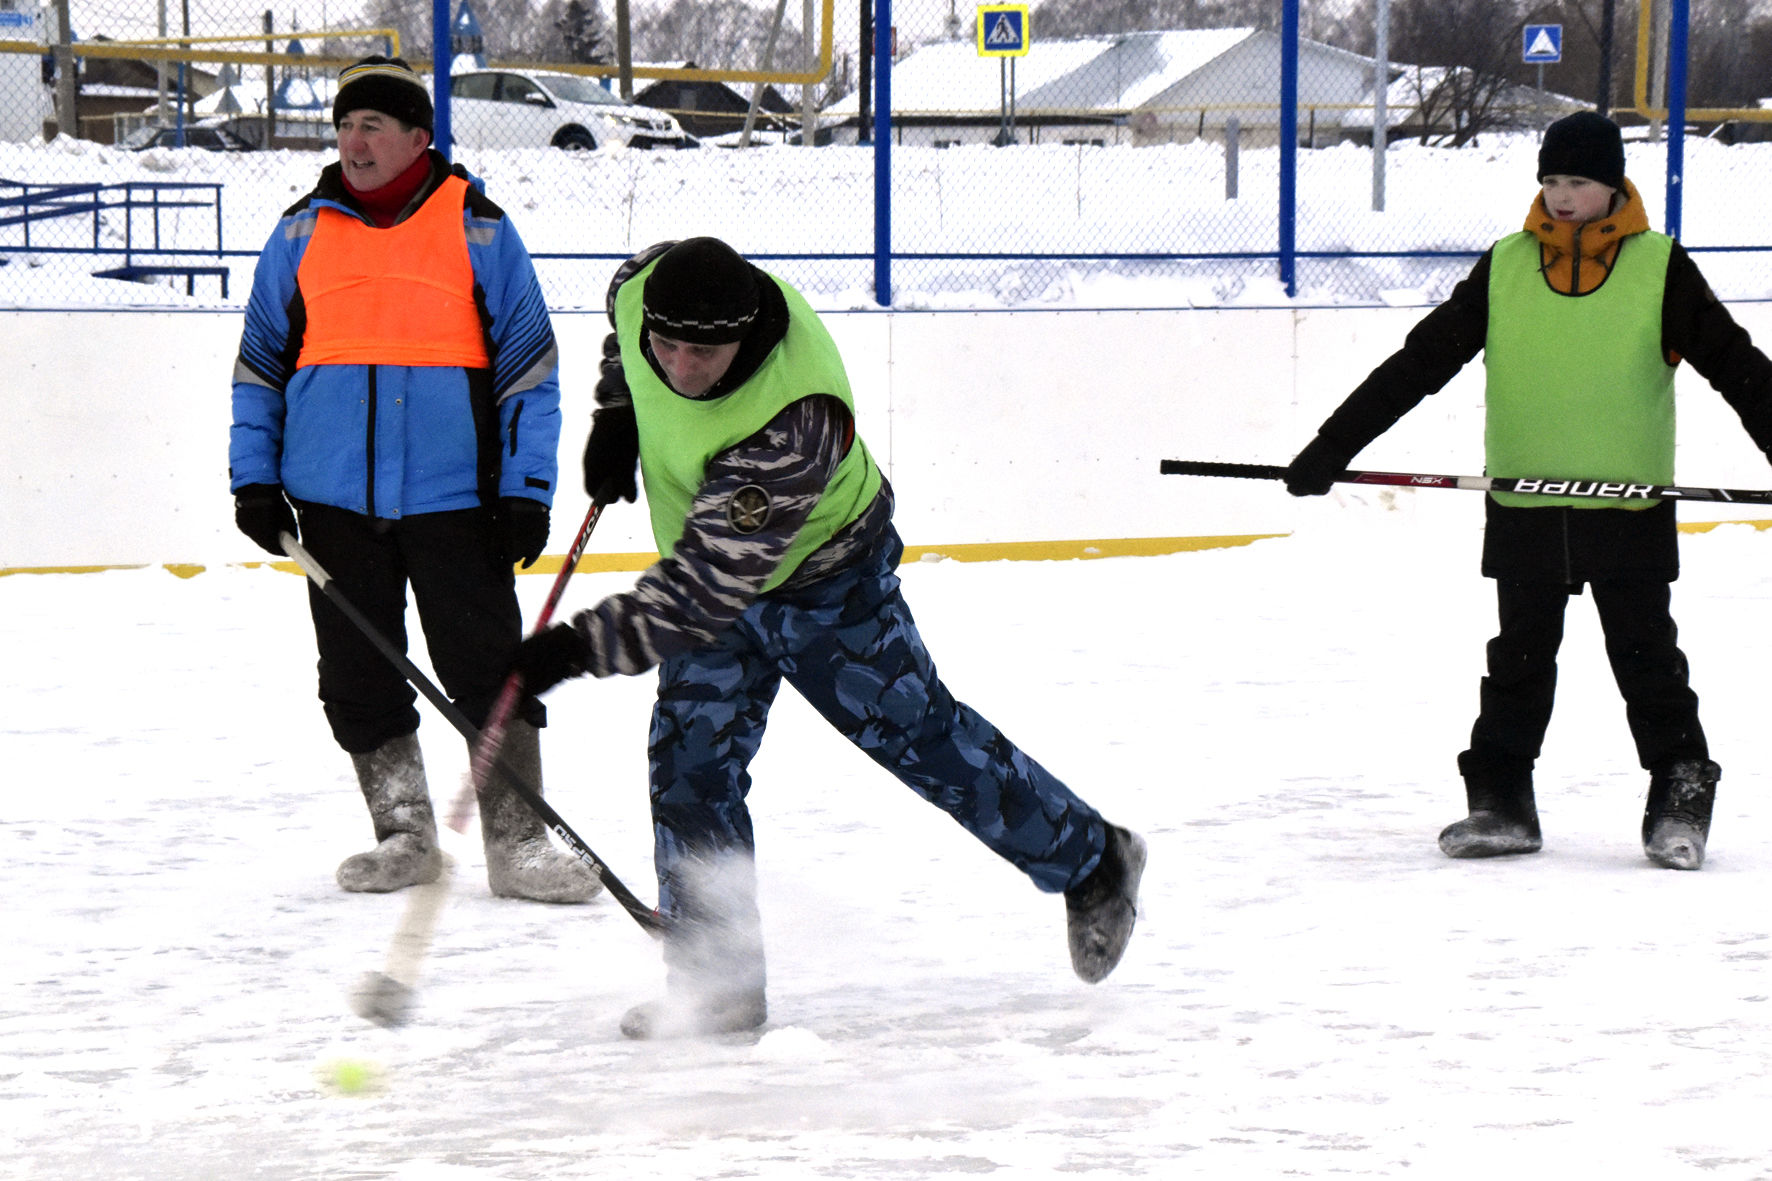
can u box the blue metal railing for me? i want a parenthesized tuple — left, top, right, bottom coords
(1, 178, 228, 296)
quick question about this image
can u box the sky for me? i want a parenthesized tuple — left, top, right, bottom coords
(9, 494, 1772, 1179)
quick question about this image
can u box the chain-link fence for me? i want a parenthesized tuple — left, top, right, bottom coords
(2, 0, 1769, 310)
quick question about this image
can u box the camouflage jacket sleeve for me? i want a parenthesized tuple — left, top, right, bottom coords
(563, 394, 858, 677)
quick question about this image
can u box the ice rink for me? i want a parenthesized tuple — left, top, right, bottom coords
(9, 490, 1772, 1179)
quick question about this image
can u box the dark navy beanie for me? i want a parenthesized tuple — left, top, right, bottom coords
(1537, 111, 1625, 189)
(642, 238, 762, 345)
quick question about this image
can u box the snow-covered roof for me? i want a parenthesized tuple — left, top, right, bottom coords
(823, 34, 1126, 115)
(822, 27, 1375, 117)
(1019, 28, 1255, 110)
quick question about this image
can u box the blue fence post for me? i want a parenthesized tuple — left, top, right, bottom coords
(1279, 0, 1299, 297)
(1665, 0, 1688, 239)
(872, 0, 892, 306)
(432, 0, 453, 158)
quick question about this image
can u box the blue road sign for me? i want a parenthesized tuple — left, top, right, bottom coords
(1523, 24, 1562, 64)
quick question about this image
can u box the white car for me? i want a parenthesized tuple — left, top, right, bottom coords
(447, 69, 695, 151)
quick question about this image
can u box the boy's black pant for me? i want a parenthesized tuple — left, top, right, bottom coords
(1460, 578, 1708, 789)
(295, 502, 544, 754)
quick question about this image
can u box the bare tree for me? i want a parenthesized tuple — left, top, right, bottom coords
(1687, 0, 1761, 107)
(552, 0, 611, 63)
(362, 0, 433, 59)
(1031, 1, 1275, 38)
(1028, 0, 1378, 41)
(490, 0, 614, 62)
(631, 0, 805, 70)
(1390, 0, 1526, 145)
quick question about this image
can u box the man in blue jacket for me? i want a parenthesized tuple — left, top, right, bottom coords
(229, 56, 597, 904)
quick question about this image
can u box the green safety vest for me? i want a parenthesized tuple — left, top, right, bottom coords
(617, 263, 883, 591)
(1483, 229, 1676, 509)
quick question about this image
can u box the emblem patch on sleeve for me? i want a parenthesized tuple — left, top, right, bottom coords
(727, 485, 772, 534)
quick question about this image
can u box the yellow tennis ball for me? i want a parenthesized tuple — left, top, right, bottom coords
(323, 1058, 380, 1095)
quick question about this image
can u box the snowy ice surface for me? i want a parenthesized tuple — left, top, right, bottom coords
(8, 491, 1772, 1179)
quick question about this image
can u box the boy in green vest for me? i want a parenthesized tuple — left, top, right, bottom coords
(1284, 111, 1772, 870)
(509, 238, 1146, 1038)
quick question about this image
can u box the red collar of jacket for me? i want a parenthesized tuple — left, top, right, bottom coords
(342, 151, 435, 228)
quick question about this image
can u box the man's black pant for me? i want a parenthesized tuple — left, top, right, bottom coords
(1461, 578, 1707, 786)
(295, 502, 543, 754)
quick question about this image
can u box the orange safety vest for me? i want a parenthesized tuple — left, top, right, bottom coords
(294, 174, 491, 369)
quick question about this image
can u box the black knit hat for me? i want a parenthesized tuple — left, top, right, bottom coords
(333, 55, 433, 135)
(642, 238, 762, 345)
(1537, 111, 1625, 189)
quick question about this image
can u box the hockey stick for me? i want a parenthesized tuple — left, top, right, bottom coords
(279, 528, 666, 1025)
(455, 501, 606, 848)
(1159, 459, 1772, 505)
(353, 502, 631, 1029)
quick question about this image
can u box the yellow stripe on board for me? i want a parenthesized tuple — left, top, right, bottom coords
(1676, 519, 1772, 534)
(0, 535, 1286, 578)
(7, 523, 1767, 578)
(898, 534, 1287, 563)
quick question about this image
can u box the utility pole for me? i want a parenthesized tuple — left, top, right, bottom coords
(858, 0, 872, 143)
(51, 0, 76, 138)
(1597, 0, 1615, 116)
(614, 0, 632, 100)
(802, 0, 818, 146)
(264, 10, 276, 149)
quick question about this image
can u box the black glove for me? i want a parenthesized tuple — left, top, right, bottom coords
(582, 403, 639, 505)
(234, 483, 298, 556)
(1283, 436, 1352, 497)
(501, 497, 550, 569)
(509, 623, 592, 695)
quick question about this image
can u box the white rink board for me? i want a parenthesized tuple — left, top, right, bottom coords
(5, 301, 1772, 569)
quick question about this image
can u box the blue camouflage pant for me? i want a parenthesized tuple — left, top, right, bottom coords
(646, 526, 1107, 990)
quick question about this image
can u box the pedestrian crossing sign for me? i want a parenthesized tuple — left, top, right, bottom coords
(977, 5, 1030, 58)
(1522, 24, 1562, 64)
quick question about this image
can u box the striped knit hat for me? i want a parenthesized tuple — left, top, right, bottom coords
(642, 238, 761, 345)
(333, 56, 433, 134)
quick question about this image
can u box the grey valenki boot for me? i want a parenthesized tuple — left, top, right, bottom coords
(338, 732, 444, 893)
(477, 719, 602, 903)
(1643, 759, 1720, 871)
(1065, 823, 1147, 984)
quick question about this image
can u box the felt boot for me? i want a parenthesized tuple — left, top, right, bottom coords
(1065, 824, 1147, 983)
(337, 732, 443, 893)
(478, 719, 602, 903)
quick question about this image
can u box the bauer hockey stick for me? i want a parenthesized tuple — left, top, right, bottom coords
(1159, 459, 1772, 505)
(279, 525, 666, 1026)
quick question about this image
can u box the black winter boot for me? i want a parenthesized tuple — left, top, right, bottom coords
(1065, 824, 1147, 984)
(477, 720, 602, 903)
(1643, 759, 1720, 871)
(338, 732, 444, 893)
(1440, 760, 1542, 859)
